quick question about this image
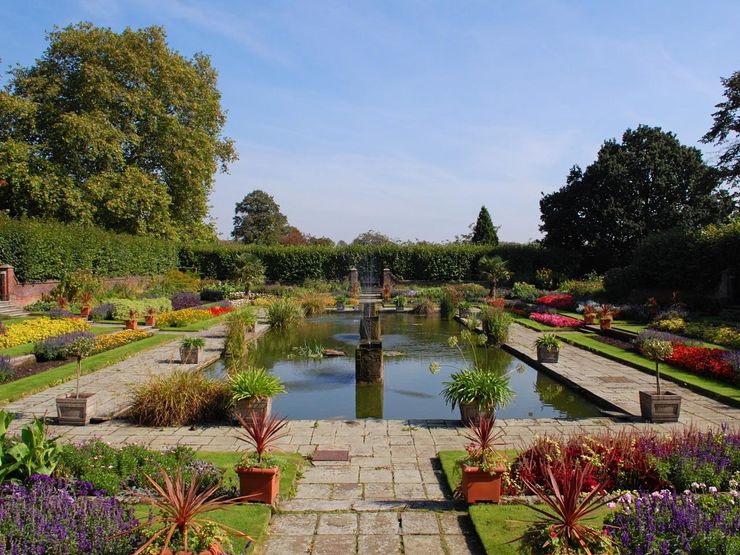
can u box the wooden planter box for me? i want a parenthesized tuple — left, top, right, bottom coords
(639, 390, 681, 423)
(235, 466, 280, 504)
(56, 393, 96, 426)
(234, 397, 272, 423)
(335, 302, 345, 312)
(536, 345, 559, 363)
(459, 402, 493, 424)
(461, 465, 505, 503)
(180, 346, 200, 364)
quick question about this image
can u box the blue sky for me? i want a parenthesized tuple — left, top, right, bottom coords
(4, 1, 739, 242)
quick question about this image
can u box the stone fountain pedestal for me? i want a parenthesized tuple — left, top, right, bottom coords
(356, 302, 383, 384)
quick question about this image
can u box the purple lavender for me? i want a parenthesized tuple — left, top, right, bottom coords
(170, 291, 202, 310)
(0, 355, 11, 383)
(33, 331, 95, 362)
(90, 303, 115, 321)
(48, 307, 75, 319)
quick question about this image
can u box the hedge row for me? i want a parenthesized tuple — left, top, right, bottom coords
(0, 218, 179, 282)
(179, 242, 581, 283)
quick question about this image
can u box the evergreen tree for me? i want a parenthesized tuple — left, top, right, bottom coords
(471, 206, 499, 245)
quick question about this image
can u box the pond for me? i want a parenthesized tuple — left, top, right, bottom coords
(208, 312, 601, 420)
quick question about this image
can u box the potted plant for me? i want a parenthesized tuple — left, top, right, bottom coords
(180, 337, 206, 364)
(394, 295, 407, 312)
(125, 309, 138, 330)
(234, 410, 289, 504)
(597, 304, 614, 330)
(534, 333, 561, 363)
(145, 307, 157, 327)
(229, 367, 286, 422)
(458, 301, 472, 319)
(56, 336, 97, 425)
(79, 292, 93, 319)
(638, 339, 681, 423)
(582, 304, 597, 325)
(334, 295, 348, 312)
(458, 416, 507, 504)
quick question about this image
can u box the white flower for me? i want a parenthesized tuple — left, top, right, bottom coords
(709, 486, 718, 493)
(607, 502, 616, 509)
(684, 490, 691, 495)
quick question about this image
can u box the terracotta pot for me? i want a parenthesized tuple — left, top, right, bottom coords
(125, 320, 138, 330)
(145, 316, 156, 326)
(235, 466, 280, 504)
(234, 396, 272, 422)
(583, 314, 595, 325)
(639, 390, 681, 423)
(79, 306, 91, 318)
(599, 318, 612, 330)
(56, 393, 96, 426)
(536, 345, 559, 363)
(180, 346, 200, 364)
(160, 549, 174, 555)
(461, 465, 505, 503)
(459, 402, 493, 424)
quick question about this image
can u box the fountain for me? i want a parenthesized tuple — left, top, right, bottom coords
(356, 300, 383, 383)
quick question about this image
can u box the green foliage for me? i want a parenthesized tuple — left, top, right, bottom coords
(480, 307, 512, 346)
(702, 70, 740, 187)
(558, 276, 604, 297)
(0, 217, 179, 283)
(299, 293, 327, 317)
(223, 307, 258, 370)
(266, 298, 304, 328)
(107, 297, 172, 320)
(534, 333, 561, 351)
(0, 411, 62, 482)
(180, 337, 206, 349)
(471, 206, 500, 245)
(0, 23, 235, 240)
(442, 368, 515, 412)
(232, 190, 288, 244)
(145, 270, 202, 297)
(478, 256, 512, 297)
(49, 269, 103, 303)
(511, 281, 538, 303)
(541, 125, 735, 271)
(229, 368, 285, 401)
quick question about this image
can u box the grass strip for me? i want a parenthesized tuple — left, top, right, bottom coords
(557, 332, 740, 405)
(0, 325, 114, 357)
(0, 333, 179, 403)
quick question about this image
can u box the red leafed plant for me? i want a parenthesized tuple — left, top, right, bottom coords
(81, 291, 93, 308)
(235, 410, 289, 465)
(459, 415, 507, 475)
(123, 468, 251, 555)
(518, 460, 616, 554)
(485, 297, 506, 309)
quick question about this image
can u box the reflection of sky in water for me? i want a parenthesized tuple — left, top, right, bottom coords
(208, 313, 600, 420)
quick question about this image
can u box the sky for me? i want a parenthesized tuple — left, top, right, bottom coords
(3, 1, 739, 243)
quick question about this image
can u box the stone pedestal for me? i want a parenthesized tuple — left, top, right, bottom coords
(349, 267, 359, 297)
(355, 383, 384, 418)
(356, 342, 384, 383)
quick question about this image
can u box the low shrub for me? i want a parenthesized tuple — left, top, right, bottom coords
(0, 355, 11, 382)
(299, 293, 328, 316)
(529, 312, 581, 328)
(411, 298, 437, 314)
(534, 293, 575, 309)
(0, 317, 91, 349)
(510, 281, 538, 303)
(48, 307, 75, 319)
(23, 299, 56, 312)
(650, 319, 740, 349)
(128, 370, 231, 426)
(33, 331, 96, 361)
(479, 307, 512, 346)
(90, 302, 116, 321)
(108, 297, 172, 320)
(145, 269, 201, 296)
(170, 291, 203, 310)
(267, 298, 304, 328)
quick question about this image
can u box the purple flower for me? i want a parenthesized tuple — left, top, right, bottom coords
(171, 291, 202, 310)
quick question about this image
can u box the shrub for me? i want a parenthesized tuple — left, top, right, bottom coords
(603, 265, 641, 298)
(479, 307, 512, 346)
(667, 344, 738, 383)
(146, 269, 201, 296)
(0, 476, 141, 554)
(558, 276, 604, 297)
(23, 299, 56, 312)
(48, 269, 104, 304)
(442, 368, 515, 413)
(411, 298, 437, 314)
(0, 355, 11, 382)
(0, 317, 91, 349)
(510, 281, 538, 303)
(107, 297, 173, 320)
(90, 302, 116, 321)
(128, 370, 231, 426)
(170, 291, 202, 310)
(299, 292, 328, 316)
(535, 293, 575, 309)
(48, 307, 75, 319)
(529, 313, 582, 328)
(33, 331, 96, 361)
(267, 298, 304, 328)
(229, 368, 286, 401)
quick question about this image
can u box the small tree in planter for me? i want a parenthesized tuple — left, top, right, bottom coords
(234, 410, 289, 504)
(180, 337, 206, 364)
(394, 295, 407, 312)
(334, 295, 348, 312)
(534, 334, 561, 363)
(145, 307, 157, 327)
(56, 336, 97, 425)
(597, 304, 614, 330)
(79, 291, 93, 319)
(581, 304, 597, 325)
(458, 415, 507, 503)
(638, 339, 681, 422)
(229, 367, 286, 422)
(125, 309, 138, 330)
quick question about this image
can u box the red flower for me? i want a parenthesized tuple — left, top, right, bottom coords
(535, 294, 574, 309)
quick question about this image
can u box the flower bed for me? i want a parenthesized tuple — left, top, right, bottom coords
(0, 475, 140, 554)
(92, 329, 153, 354)
(157, 306, 234, 327)
(650, 318, 740, 349)
(0, 317, 91, 349)
(667, 344, 738, 384)
(209, 306, 234, 317)
(534, 293, 574, 309)
(529, 312, 582, 328)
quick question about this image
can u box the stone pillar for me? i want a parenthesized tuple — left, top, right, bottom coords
(349, 267, 359, 297)
(356, 302, 383, 383)
(382, 268, 392, 301)
(359, 302, 382, 342)
(355, 383, 383, 419)
(0, 265, 14, 302)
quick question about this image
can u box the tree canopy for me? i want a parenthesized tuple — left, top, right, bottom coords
(540, 125, 735, 271)
(232, 190, 288, 244)
(703, 71, 740, 188)
(351, 230, 395, 246)
(470, 206, 499, 245)
(0, 23, 236, 240)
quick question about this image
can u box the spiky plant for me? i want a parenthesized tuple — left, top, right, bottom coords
(235, 410, 289, 465)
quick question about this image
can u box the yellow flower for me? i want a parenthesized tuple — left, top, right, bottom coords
(156, 308, 212, 328)
(93, 329, 152, 354)
(0, 317, 90, 349)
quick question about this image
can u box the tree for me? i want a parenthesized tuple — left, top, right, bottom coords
(0, 23, 236, 240)
(279, 226, 309, 245)
(470, 206, 499, 245)
(540, 125, 734, 271)
(351, 230, 394, 246)
(233, 252, 265, 293)
(232, 190, 288, 244)
(703, 71, 740, 188)
(478, 256, 511, 298)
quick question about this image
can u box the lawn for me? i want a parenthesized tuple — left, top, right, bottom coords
(0, 325, 114, 357)
(157, 314, 229, 332)
(439, 450, 517, 494)
(557, 331, 740, 405)
(132, 451, 304, 552)
(0, 332, 179, 402)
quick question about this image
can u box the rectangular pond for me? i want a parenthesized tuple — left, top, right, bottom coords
(208, 312, 601, 420)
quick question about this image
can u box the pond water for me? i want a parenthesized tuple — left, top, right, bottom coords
(207, 312, 601, 420)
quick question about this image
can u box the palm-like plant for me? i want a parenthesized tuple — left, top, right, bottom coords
(463, 414, 504, 450)
(519, 461, 614, 555)
(125, 469, 251, 554)
(478, 256, 512, 298)
(235, 410, 289, 465)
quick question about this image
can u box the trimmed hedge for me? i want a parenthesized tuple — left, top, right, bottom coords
(0, 218, 179, 283)
(107, 298, 173, 320)
(180, 243, 580, 283)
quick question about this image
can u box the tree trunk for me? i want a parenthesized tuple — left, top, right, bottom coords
(655, 361, 661, 395)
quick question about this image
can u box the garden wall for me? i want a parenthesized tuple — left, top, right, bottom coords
(8, 275, 152, 306)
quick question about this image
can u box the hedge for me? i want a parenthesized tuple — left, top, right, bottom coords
(0, 218, 180, 282)
(107, 298, 173, 320)
(180, 243, 581, 283)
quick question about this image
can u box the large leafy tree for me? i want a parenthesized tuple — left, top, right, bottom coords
(232, 190, 288, 244)
(540, 125, 734, 270)
(470, 206, 499, 245)
(0, 23, 236, 240)
(703, 71, 740, 188)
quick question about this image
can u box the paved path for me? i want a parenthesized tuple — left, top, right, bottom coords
(506, 324, 740, 427)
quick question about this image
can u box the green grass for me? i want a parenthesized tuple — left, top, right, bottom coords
(557, 331, 740, 405)
(0, 325, 114, 357)
(0, 315, 34, 323)
(0, 333, 179, 403)
(157, 314, 228, 332)
(131, 451, 303, 552)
